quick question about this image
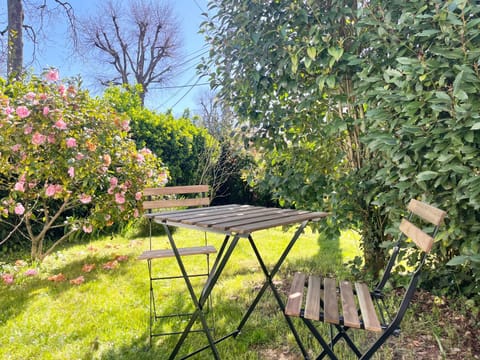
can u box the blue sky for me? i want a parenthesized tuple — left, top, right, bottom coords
(12, 0, 211, 116)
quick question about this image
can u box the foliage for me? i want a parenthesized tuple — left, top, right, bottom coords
(104, 85, 219, 187)
(203, 0, 480, 299)
(357, 0, 480, 299)
(202, 0, 390, 274)
(0, 71, 164, 261)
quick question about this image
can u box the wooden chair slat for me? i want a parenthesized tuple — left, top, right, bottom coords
(143, 185, 209, 196)
(408, 199, 446, 226)
(355, 282, 382, 332)
(323, 277, 339, 324)
(143, 198, 210, 210)
(305, 275, 322, 320)
(339, 280, 360, 329)
(138, 245, 217, 260)
(285, 272, 307, 317)
(399, 219, 434, 253)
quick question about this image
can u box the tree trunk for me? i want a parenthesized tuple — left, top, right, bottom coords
(7, 0, 24, 78)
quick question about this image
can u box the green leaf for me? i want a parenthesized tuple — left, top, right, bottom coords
(416, 171, 438, 181)
(327, 47, 343, 62)
(416, 29, 440, 37)
(471, 122, 480, 130)
(447, 256, 469, 266)
(307, 47, 317, 60)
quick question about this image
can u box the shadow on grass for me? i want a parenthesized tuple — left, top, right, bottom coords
(0, 245, 141, 325)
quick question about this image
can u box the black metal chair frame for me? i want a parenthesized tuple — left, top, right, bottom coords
(138, 185, 216, 347)
(285, 199, 447, 360)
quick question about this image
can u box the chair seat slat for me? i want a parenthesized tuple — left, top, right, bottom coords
(305, 275, 322, 320)
(138, 245, 217, 260)
(340, 280, 360, 328)
(285, 272, 306, 317)
(323, 277, 339, 324)
(355, 282, 382, 332)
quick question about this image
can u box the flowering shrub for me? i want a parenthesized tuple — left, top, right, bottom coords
(0, 70, 165, 261)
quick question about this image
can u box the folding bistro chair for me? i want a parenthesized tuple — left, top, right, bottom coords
(137, 185, 217, 346)
(285, 199, 447, 359)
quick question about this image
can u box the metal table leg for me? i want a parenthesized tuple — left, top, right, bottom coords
(165, 225, 241, 360)
(234, 221, 310, 358)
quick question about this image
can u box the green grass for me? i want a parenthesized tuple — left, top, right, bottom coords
(0, 227, 475, 359)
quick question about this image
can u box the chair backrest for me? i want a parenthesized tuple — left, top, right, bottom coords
(142, 185, 210, 213)
(376, 199, 446, 330)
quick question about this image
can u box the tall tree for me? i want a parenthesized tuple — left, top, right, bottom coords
(79, 0, 182, 105)
(1, 0, 76, 78)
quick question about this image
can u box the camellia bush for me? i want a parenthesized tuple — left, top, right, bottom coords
(0, 70, 165, 261)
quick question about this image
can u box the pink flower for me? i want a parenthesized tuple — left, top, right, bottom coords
(2, 274, 14, 284)
(103, 260, 119, 270)
(79, 194, 92, 204)
(45, 184, 62, 197)
(115, 192, 125, 204)
(14, 203, 25, 215)
(135, 192, 142, 201)
(82, 224, 93, 233)
(66, 137, 77, 148)
(68, 167, 75, 178)
(82, 264, 96, 273)
(133, 209, 139, 218)
(47, 134, 56, 144)
(121, 120, 130, 131)
(14, 182, 25, 192)
(136, 153, 145, 163)
(115, 255, 129, 262)
(54, 119, 67, 130)
(109, 177, 118, 187)
(58, 84, 66, 97)
(16, 106, 30, 118)
(25, 92, 36, 101)
(24, 269, 38, 277)
(45, 69, 59, 82)
(4, 106, 13, 115)
(103, 154, 111, 166)
(48, 273, 66, 282)
(32, 132, 47, 145)
(24, 124, 33, 135)
(70, 276, 85, 285)
(76, 153, 85, 160)
(43, 106, 50, 116)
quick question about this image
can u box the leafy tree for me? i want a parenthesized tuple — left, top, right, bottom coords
(202, 0, 390, 274)
(0, 70, 164, 261)
(78, 0, 182, 105)
(358, 0, 480, 298)
(1, 0, 76, 77)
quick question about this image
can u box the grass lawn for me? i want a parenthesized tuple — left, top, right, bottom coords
(0, 227, 477, 359)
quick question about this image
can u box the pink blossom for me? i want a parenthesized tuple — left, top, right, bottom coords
(79, 194, 92, 204)
(45, 184, 63, 197)
(58, 84, 66, 97)
(115, 192, 125, 204)
(4, 106, 13, 115)
(76, 153, 85, 160)
(121, 120, 130, 131)
(24, 269, 38, 277)
(135, 192, 142, 201)
(66, 137, 77, 148)
(140, 147, 152, 155)
(24, 124, 33, 135)
(32, 132, 47, 146)
(25, 92, 36, 101)
(70, 276, 85, 285)
(11, 144, 21, 152)
(16, 106, 30, 119)
(133, 209, 139, 218)
(14, 203, 25, 215)
(2, 274, 14, 284)
(107, 187, 115, 195)
(110, 177, 118, 187)
(68, 167, 75, 178)
(45, 69, 59, 82)
(43, 106, 50, 116)
(47, 134, 56, 144)
(103, 154, 111, 166)
(54, 119, 67, 130)
(136, 153, 145, 163)
(14, 181, 25, 192)
(82, 224, 93, 233)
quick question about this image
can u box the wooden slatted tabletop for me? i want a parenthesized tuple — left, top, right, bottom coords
(153, 204, 328, 235)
